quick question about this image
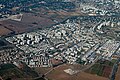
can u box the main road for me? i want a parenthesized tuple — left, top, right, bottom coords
(110, 58, 120, 80)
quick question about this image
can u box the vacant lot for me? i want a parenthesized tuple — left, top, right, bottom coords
(43, 64, 108, 80)
(34, 67, 52, 75)
(0, 12, 65, 36)
(115, 65, 120, 80)
(0, 25, 12, 36)
(21, 13, 55, 28)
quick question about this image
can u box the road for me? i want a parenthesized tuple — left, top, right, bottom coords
(110, 58, 120, 80)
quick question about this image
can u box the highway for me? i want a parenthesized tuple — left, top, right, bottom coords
(110, 58, 120, 80)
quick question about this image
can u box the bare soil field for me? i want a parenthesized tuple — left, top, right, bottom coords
(0, 13, 55, 36)
(41, 64, 108, 80)
(34, 67, 52, 75)
(0, 20, 37, 34)
(21, 13, 55, 27)
(102, 66, 112, 78)
(0, 25, 12, 36)
(115, 65, 120, 80)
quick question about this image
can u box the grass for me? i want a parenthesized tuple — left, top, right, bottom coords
(97, 66, 104, 76)
(0, 68, 25, 79)
(76, 58, 86, 65)
(90, 64, 103, 76)
(0, 63, 39, 80)
(0, 64, 16, 70)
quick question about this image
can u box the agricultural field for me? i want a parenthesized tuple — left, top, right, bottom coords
(85, 59, 117, 78)
(0, 63, 40, 80)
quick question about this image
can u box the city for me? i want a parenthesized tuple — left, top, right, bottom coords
(0, 0, 120, 80)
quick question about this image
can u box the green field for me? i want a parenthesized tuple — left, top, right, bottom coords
(86, 59, 117, 78)
(0, 63, 40, 80)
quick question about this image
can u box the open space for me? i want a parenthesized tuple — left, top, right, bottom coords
(36, 64, 109, 80)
